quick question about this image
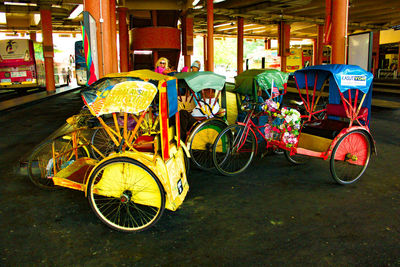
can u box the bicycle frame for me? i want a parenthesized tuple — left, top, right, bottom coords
(234, 105, 273, 153)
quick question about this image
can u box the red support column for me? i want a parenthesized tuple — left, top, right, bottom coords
(265, 38, 271, 50)
(100, 0, 113, 76)
(203, 34, 207, 70)
(29, 32, 36, 42)
(278, 21, 290, 72)
(331, 0, 348, 64)
(151, 10, 158, 68)
(110, 0, 118, 73)
(237, 17, 244, 75)
(40, 7, 55, 93)
(398, 42, 400, 75)
(182, 15, 194, 68)
(316, 24, 324, 65)
(84, 0, 103, 78)
(118, 7, 129, 72)
(372, 31, 380, 76)
(312, 38, 317, 66)
(206, 0, 214, 71)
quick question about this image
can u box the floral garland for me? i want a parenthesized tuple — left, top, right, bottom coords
(262, 99, 301, 147)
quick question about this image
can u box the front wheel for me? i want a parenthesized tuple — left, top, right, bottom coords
(212, 124, 257, 176)
(330, 130, 371, 185)
(188, 119, 226, 171)
(87, 157, 165, 232)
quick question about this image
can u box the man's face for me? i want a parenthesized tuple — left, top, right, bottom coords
(192, 66, 199, 72)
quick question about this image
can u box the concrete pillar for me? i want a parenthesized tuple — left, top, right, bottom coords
(29, 32, 36, 42)
(206, 0, 214, 71)
(278, 21, 290, 72)
(331, 0, 348, 64)
(110, 0, 118, 73)
(40, 7, 55, 93)
(316, 24, 324, 65)
(118, 7, 129, 73)
(237, 17, 244, 75)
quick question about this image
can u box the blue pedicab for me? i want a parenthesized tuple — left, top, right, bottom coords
(282, 64, 376, 184)
(212, 65, 376, 184)
(174, 71, 228, 171)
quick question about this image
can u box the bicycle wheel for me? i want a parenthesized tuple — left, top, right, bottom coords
(91, 126, 117, 160)
(189, 119, 226, 171)
(28, 137, 89, 190)
(87, 157, 165, 232)
(284, 149, 310, 165)
(330, 130, 371, 185)
(212, 124, 257, 176)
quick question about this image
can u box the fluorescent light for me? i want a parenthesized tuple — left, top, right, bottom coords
(134, 50, 152, 55)
(215, 26, 236, 31)
(214, 0, 226, 3)
(214, 22, 233, 28)
(193, 5, 203, 9)
(193, 0, 201, 5)
(244, 26, 266, 32)
(0, 13, 6, 24)
(68, 4, 83, 19)
(4, 2, 37, 6)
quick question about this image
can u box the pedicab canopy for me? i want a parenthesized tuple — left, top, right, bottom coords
(234, 69, 289, 98)
(174, 71, 226, 92)
(82, 70, 178, 118)
(294, 64, 374, 121)
(293, 64, 373, 94)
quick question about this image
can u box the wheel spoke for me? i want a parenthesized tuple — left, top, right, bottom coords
(88, 158, 165, 232)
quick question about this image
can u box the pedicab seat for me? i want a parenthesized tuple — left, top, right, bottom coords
(326, 104, 368, 121)
(302, 119, 348, 139)
(133, 135, 156, 153)
(302, 103, 369, 139)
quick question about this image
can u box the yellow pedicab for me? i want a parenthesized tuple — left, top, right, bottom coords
(28, 70, 189, 232)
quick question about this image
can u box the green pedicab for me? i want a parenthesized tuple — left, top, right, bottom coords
(212, 69, 289, 175)
(174, 71, 228, 171)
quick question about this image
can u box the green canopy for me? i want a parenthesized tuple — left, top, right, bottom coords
(174, 71, 226, 93)
(234, 69, 289, 96)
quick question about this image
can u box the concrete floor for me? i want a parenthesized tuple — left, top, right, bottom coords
(0, 91, 399, 266)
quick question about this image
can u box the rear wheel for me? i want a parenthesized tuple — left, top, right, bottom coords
(212, 124, 257, 176)
(330, 130, 371, 185)
(87, 157, 165, 232)
(189, 119, 226, 171)
(90, 127, 117, 160)
(284, 149, 310, 165)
